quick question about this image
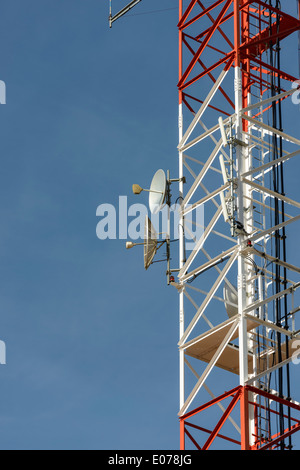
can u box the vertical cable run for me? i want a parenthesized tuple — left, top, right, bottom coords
(268, 0, 292, 450)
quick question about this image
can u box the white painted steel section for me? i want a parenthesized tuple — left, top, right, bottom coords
(179, 69, 229, 149)
(234, 65, 249, 387)
(179, 249, 238, 345)
(178, 102, 185, 411)
(241, 148, 300, 178)
(179, 205, 223, 276)
(241, 88, 296, 114)
(179, 319, 239, 416)
(243, 178, 300, 209)
(242, 114, 300, 146)
(182, 139, 223, 206)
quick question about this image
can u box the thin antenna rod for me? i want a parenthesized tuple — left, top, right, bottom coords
(109, 0, 142, 28)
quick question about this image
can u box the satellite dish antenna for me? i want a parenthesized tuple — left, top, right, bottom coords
(144, 216, 158, 270)
(126, 216, 177, 281)
(223, 282, 238, 318)
(129, 169, 182, 283)
(149, 169, 167, 215)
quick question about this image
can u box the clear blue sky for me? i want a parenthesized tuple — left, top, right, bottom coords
(0, 0, 299, 450)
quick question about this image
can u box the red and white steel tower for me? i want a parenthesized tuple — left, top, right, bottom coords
(177, 0, 300, 450)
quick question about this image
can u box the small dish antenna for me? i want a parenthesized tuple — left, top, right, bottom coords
(125, 217, 166, 271)
(129, 169, 183, 283)
(149, 169, 167, 214)
(144, 216, 158, 270)
(132, 169, 167, 214)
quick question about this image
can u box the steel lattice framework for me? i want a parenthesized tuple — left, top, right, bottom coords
(176, 0, 300, 450)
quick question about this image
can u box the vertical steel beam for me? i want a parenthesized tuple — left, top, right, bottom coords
(233, 0, 249, 388)
(240, 387, 250, 450)
(178, 0, 185, 413)
(180, 418, 185, 450)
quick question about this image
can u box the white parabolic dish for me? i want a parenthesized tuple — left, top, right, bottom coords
(149, 169, 167, 214)
(144, 216, 158, 270)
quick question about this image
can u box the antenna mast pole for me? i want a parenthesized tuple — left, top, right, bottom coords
(178, 0, 300, 450)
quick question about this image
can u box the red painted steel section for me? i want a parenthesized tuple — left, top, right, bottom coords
(185, 421, 241, 446)
(180, 417, 185, 450)
(178, 0, 233, 88)
(179, 0, 183, 105)
(180, 386, 241, 421)
(257, 424, 300, 451)
(178, 0, 300, 114)
(240, 386, 250, 450)
(202, 390, 241, 450)
(179, 386, 300, 450)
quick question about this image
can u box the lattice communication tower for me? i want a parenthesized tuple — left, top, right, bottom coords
(111, 0, 300, 450)
(177, 0, 300, 450)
